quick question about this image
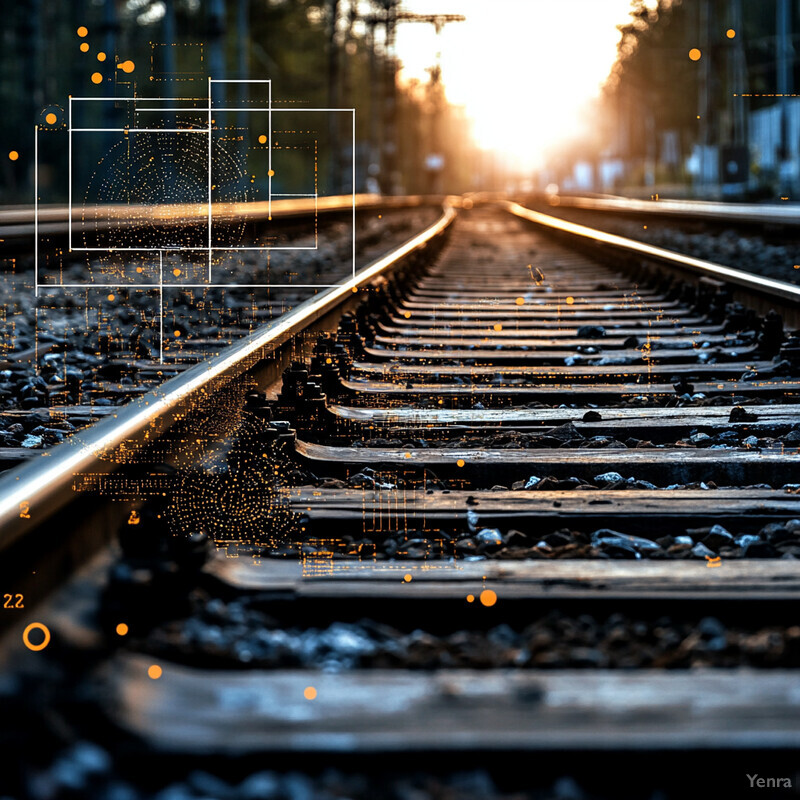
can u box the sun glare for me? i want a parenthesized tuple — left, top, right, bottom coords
(396, 0, 635, 171)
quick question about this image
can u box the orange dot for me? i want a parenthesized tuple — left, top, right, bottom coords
(515, 297, 524, 305)
(107, 294, 115, 301)
(91, 72, 103, 84)
(77, 26, 88, 37)
(119, 60, 135, 74)
(351, 286, 358, 293)
(258, 134, 267, 144)
(480, 589, 497, 607)
(404, 452, 412, 459)
(174, 330, 181, 337)
(456, 458, 465, 467)
(689, 48, 702, 61)
(80, 42, 89, 53)
(304, 686, 317, 700)
(8, 150, 19, 161)
(565, 296, 575, 305)
(173, 268, 181, 277)
(403, 573, 412, 582)
(147, 664, 162, 679)
(726, 29, 736, 39)
(97, 51, 107, 62)
(116, 623, 128, 636)
(45, 113, 57, 125)
(136, 266, 143, 273)
(493, 323, 502, 332)
(466, 594, 475, 603)
(268, 169, 275, 177)
(403, 311, 411, 319)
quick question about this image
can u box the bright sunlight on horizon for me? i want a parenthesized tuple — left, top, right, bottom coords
(395, 0, 643, 172)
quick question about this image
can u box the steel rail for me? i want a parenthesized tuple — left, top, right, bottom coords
(544, 193, 800, 225)
(0, 201, 457, 548)
(505, 201, 800, 310)
(0, 194, 446, 240)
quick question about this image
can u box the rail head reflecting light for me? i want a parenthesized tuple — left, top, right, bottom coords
(504, 201, 800, 306)
(0, 200, 457, 548)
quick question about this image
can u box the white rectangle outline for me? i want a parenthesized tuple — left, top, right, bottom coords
(39, 84, 357, 360)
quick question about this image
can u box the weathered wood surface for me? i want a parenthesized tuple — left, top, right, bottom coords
(285, 487, 800, 522)
(206, 556, 800, 599)
(328, 403, 800, 426)
(350, 359, 774, 379)
(108, 657, 800, 753)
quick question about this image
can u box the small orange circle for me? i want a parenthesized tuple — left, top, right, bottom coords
(22, 622, 51, 651)
(119, 60, 135, 74)
(136, 266, 143, 273)
(8, 150, 19, 161)
(689, 48, 702, 61)
(174, 330, 181, 337)
(116, 623, 128, 636)
(304, 686, 317, 700)
(480, 589, 497, 607)
(258, 134, 267, 144)
(80, 42, 89, 53)
(268, 169, 275, 177)
(403, 573, 412, 582)
(515, 297, 524, 305)
(172, 268, 181, 277)
(456, 458, 465, 467)
(466, 594, 474, 603)
(565, 296, 575, 305)
(107, 294, 115, 301)
(147, 664, 162, 679)
(91, 72, 103, 84)
(726, 29, 736, 39)
(77, 26, 88, 37)
(352, 286, 358, 293)
(45, 113, 57, 125)
(493, 323, 502, 332)
(403, 311, 411, 319)
(97, 51, 107, 62)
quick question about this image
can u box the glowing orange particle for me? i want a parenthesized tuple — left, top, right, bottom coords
(91, 72, 103, 84)
(116, 623, 128, 636)
(565, 296, 575, 305)
(8, 150, 19, 161)
(147, 664, 162, 679)
(515, 297, 524, 305)
(403, 311, 411, 319)
(97, 52, 106, 62)
(45, 113, 57, 125)
(77, 26, 88, 37)
(403, 574, 412, 582)
(80, 42, 89, 53)
(689, 48, 702, 61)
(726, 29, 736, 39)
(174, 330, 181, 337)
(258, 134, 267, 144)
(304, 686, 317, 700)
(466, 594, 475, 603)
(119, 60, 135, 74)
(493, 323, 502, 332)
(268, 169, 275, 177)
(480, 589, 497, 607)
(173, 268, 181, 277)
(456, 458, 465, 467)
(136, 266, 143, 273)
(107, 294, 115, 301)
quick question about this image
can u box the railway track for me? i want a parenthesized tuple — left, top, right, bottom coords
(2, 198, 800, 798)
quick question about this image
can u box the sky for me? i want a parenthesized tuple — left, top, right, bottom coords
(394, 0, 641, 170)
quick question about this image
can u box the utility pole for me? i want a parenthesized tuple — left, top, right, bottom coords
(777, 0, 793, 195)
(395, 12, 465, 194)
(327, 0, 340, 193)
